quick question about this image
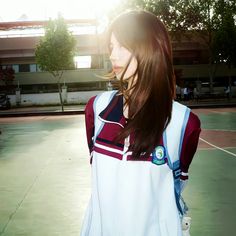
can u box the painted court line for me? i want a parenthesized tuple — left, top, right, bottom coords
(200, 137, 236, 157)
(199, 146, 236, 151)
(208, 129, 236, 132)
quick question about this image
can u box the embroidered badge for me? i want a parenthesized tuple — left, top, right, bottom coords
(152, 146, 166, 165)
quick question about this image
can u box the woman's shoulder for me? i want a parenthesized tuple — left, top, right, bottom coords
(86, 95, 96, 107)
(173, 101, 201, 131)
(96, 90, 118, 101)
(86, 90, 118, 113)
(188, 111, 201, 130)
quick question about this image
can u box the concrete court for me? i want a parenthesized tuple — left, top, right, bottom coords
(0, 109, 236, 236)
(0, 115, 90, 236)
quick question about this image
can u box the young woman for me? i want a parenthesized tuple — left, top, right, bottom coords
(81, 10, 201, 236)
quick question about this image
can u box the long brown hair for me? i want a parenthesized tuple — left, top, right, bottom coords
(107, 10, 175, 159)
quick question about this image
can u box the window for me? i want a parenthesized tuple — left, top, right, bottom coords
(30, 64, 37, 72)
(12, 65, 19, 73)
(74, 56, 91, 69)
(19, 64, 30, 72)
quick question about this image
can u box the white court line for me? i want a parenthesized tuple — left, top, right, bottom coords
(200, 137, 236, 157)
(199, 146, 236, 151)
(207, 129, 236, 132)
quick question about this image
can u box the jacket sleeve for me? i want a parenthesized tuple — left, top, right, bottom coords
(85, 96, 96, 158)
(180, 111, 201, 179)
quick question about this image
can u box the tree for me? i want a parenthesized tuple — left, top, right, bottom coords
(109, 0, 236, 92)
(35, 15, 76, 111)
(212, 0, 236, 98)
(108, 0, 203, 37)
(0, 66, 15, 94)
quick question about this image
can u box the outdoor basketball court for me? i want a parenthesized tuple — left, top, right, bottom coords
(0, 107, 235, 235)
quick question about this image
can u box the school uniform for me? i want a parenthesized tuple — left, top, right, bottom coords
(81, 91, 201, 236)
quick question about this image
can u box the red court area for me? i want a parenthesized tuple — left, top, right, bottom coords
(193, 107, 236, 150)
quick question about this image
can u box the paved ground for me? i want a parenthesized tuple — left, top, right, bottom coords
(186, 107, 236, 236)
(0, 108, 236, 235)
(0, 115, 90, 236)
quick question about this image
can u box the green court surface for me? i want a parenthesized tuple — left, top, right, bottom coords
(185, 108, 236, 236)
(0, 108, 236, 236)
(0, 116, 90, 236)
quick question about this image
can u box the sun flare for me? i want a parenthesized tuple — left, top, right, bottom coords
(0, 0, 122, 22)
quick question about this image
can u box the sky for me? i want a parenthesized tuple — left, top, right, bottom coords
(0, 0, 121, 22)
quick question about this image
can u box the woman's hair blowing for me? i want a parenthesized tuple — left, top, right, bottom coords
(107, 10, 175, 159)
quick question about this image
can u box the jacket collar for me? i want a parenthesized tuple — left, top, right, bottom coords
(99, 91, 126, 127)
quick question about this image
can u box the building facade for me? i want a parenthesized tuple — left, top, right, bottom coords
(0, 20, 235, 105)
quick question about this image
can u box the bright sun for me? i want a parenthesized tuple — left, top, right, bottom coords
(0, 0, 122, 22)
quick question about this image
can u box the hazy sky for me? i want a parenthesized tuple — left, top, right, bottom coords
(0, 0, 120, 22)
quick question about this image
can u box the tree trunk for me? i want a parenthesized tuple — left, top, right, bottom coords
(207, 3, 213, 93)
(208, 46, 214, 93)
(228, 64, 232, 100)
(57, 83, 64, 112)
(209, 64, 214, 93)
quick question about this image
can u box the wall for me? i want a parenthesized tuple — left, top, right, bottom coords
(14, 68, 109, 85)
(8, 90, 105, 106)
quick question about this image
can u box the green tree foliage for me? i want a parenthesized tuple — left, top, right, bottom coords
(213, 0, 236, 97)
(35, 15, 76, 111)
(109, 0, 236, 92)
(109, 0, 204, 35)
(213, 0, 236, 67)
